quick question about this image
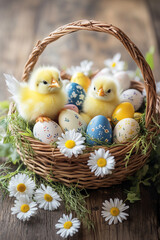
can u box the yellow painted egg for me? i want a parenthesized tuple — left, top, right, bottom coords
(71, 72, 91, 92)
(58, 109, 87, 133)
(113, 118, 140, 143)
(112, 102, 135, 125)
(134, 112, 142, 122)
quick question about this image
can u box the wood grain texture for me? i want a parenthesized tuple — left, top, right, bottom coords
(0, 0, 160, 239)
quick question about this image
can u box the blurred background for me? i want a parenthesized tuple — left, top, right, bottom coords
(0, 0, 160, 101)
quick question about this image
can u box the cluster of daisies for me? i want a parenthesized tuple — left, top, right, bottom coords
(8, 172, 129, 238)
(57, 129, 115, 178)
(8, 173, 80, 238)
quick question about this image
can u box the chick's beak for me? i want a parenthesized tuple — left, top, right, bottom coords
(50, 78, 60, 88)
(97, 88, 105, 96)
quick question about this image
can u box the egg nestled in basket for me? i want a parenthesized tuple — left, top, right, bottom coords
(120, 89, 143, 111)
(86, 115, 112, 146)
(112, 102, 135, 125)
(66, 82, 86, 110)
(33, 120, 62, 144)
(113, 118, 140, 143)
(58, 109, 87, 133)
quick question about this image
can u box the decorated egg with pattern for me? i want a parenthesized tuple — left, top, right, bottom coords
(120, 89, 143, 111)
(86, 115, 112, 146)
(58, 109, 87, 133)
(112, 102, 135, 125)
(63, 104, 79, 113)
(33, 120, 62, 144)
(113, 118, 140, 143)
(66, 82, 86, 110)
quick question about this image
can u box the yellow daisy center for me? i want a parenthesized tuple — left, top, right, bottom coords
(110, 207, 120, 216)
(97, 158, 107, 167)
(65, 140, 76, 149)
(112, 62, 116, 68)
(44, 193, 53, 202)
(17, 183, 26, 193)
(21, 204, 30, 213)
(64, 221, 73, 229)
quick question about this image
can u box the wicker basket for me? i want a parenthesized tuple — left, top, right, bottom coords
(9, 20, 160, 189)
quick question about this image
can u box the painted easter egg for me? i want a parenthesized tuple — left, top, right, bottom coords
(113, 118, 140, 143)
(86, 115, 112, 146)
(114, 71, 131, 91)
(33, 120, 62, 144)
(93, 68, 112, 78)
(63, 104, 79, 113)
(112, 102, 135, 125)
(134, 112, 142, 123)
(66, 82, 86, 110)
(120, 89, 143, 111)
(71, 72, 91, 92)
(58, 109, 87, 133)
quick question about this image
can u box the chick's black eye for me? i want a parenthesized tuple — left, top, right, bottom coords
(94, 86, 96, 91)
(107, 89, 111, 93)
(43, 80, 48, 85)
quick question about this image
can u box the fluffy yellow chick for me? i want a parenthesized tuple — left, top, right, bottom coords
(82, 76, 120, 119)
(5, 66, 66, 123)
(71, 72, 91, 92)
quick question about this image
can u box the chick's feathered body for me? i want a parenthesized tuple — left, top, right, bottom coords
(5, 66, 66, 122)
(83, 76, 120, 119)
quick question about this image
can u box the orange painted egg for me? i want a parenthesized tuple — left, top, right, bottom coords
(112, 102, 135, 125)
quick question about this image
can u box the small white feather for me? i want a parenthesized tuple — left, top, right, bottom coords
(4, 74, 21, 97)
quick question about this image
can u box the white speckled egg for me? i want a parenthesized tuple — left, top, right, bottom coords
(33, 120, 62, 144)
(120, 89, 143, 111)
(113, 118, 140, 143)
(114, 71, 131, 91)
(58, 109, 87, 132)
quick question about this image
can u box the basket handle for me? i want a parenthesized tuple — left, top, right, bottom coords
(21, 19, 157, 128)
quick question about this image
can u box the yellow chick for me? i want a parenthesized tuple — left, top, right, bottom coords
(5, 66, 66, 123)
(82, 76, 120, 119)
(71, 72, 91, 92)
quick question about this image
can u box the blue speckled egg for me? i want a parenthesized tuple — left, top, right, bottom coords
(86, 115, 112, 146)
(66, 82, 86, 110)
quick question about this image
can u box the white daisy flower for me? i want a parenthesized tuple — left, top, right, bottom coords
(55, 213, 80, 238)
(57, 129, 86, 158)
(101, 198, 129, 225)
(34, 184, 61, 210)
(66, 60, 93, 76)
(88, 148, 115, 177)
(8, 173, 36, 199)
(11, 196, 38, 221)
(104, 53, 125, 73)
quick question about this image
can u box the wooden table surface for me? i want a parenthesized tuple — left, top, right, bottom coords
(0, 0, 160, 239)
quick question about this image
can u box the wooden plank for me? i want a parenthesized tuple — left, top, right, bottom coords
(0, 0, 159, 239)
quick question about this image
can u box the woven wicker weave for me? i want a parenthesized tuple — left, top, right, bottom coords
(9, 20, 160, 189)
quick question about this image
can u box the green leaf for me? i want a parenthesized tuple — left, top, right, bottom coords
(145, 46, 155, 70)
(127, 192, 141, 203)
(141, 180, 151, 186)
